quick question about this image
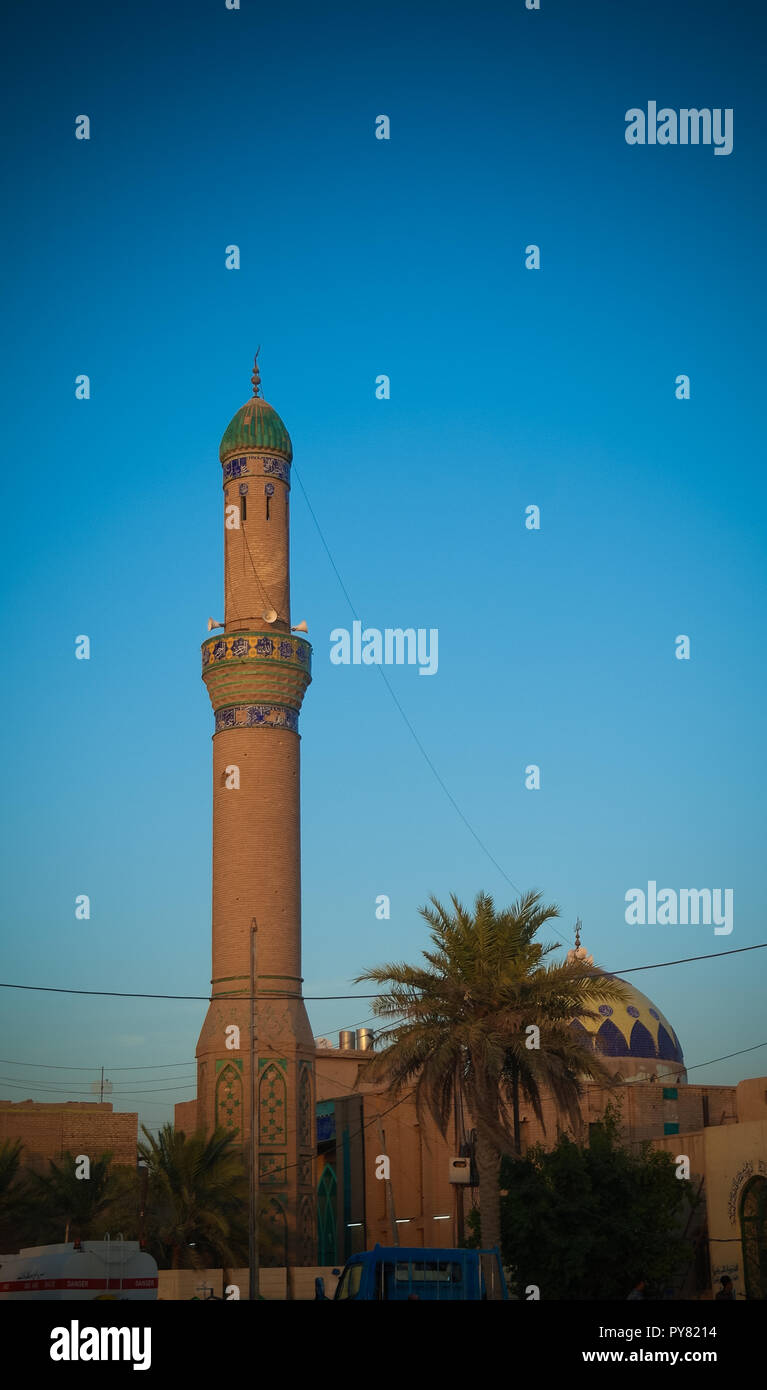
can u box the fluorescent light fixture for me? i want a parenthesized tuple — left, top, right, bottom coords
(433, 1215, 451, 1221)
(346, 1222, 363, 1228)
(395, 1219, 411, 1224)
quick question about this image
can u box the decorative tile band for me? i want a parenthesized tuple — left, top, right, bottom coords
(222, 454, 291, 487)
(202, 632, 311, 672)
(214, 704, 300, 733)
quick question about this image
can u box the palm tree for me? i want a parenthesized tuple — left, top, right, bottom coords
(356, 890, 629, 1252)
(0, 1138, 24, 1214)
(137, 1124, 249, 1270)
(0, 1138, 39, 1253)
(29, 1151, 115, 1242)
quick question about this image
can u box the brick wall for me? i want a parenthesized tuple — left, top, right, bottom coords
(0, 1101, 138, 1169)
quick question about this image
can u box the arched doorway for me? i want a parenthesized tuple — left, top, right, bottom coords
(740, 1176, 767, 1299)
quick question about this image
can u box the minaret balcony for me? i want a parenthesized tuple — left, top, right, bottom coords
(202, 630, 312, 715)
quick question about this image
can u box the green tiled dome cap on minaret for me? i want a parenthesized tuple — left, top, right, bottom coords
(219, 353, 293, 463)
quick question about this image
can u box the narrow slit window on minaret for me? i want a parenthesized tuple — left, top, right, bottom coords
(265, 482, 274, 520)
(239, 482, 248, 521)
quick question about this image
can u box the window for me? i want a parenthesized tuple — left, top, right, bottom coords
(664, 1122, 679, 1135)
(335, 1262, 362, 1300)
(663, 1087, 678, 1100)
(393, 1260, 462, 1284)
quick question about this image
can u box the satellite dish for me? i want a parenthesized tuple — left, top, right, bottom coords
(262, 608, 278, 624)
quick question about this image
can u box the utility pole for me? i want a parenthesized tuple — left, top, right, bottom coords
(454, 1069, 465, 1247)
(99, 1066, 105, 1103)
(249, 919, 259, 1302)
(138, 1160, 149, 1247)
(375, 1112, 399, 1246)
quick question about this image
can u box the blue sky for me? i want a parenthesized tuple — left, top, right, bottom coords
(1, 0, 765, 1131)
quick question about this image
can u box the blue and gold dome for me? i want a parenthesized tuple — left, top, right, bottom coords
(567, 928, 686, 1082)
(219, 356, 292, 464)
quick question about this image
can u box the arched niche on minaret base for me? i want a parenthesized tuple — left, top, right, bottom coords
(215, 1060, 243, 1137)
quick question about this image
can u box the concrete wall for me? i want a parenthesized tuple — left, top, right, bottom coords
(314, 1049, 369, 1100)
(736, 1078, 767, 1123)
(157, 1267, 340, 1300)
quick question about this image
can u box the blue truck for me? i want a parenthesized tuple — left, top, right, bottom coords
(324, 1245, 508, 1301)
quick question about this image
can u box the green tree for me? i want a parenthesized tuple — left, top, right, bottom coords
(88, 1163, 146, 1243)
(137, 1124, 249, 1270)
(28, 1151, 116, 1242)
(357, 890, 628, 1252)
(468, 1103, 697, 1298)
(0, 1138, 24, 1215)
(0, 1138, 33, 1252)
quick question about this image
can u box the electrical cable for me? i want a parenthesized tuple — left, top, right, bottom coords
(1, 940, 764, 1003)
(290, 463, 559, 936)
(0, 1059, 195, 1072)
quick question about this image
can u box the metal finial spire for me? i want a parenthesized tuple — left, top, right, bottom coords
(574, 916, 582, 950)
(251, 347, 262, 398)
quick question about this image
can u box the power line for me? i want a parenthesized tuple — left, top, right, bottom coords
(290, 464, 558, 934)
(4, 1045, 763, 1128)
(0, 1079, 197, 1097)
(1, 940, 764, 1004)
(610, 943, 767, 976)
(0, 1058, 195, 1072)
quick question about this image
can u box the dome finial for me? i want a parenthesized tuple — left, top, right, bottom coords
(251, 346, 262, 398)
(566, 917, 593, 967)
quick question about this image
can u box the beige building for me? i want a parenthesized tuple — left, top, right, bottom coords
(312, 941, 767, 1298)
(652, 1079, 767, 1299)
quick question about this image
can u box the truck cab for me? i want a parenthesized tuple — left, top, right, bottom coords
(332, 1244, 508, 1301)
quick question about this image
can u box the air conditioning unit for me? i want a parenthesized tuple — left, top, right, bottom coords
(449, 1157, 471, 1184)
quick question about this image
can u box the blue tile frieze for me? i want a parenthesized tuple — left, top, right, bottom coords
(201, 632, 312, 673)
(222, 454, 291, 486)
(214, 705, 299, 733)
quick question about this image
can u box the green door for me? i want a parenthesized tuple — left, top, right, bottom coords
(317, 1164, 337, 1266)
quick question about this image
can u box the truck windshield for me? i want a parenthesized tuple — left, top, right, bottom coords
(378, 1258, 464, 1300)
(335, 1263, 362, 1300)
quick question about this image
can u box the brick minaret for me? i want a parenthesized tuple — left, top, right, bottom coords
(194, 356, 316, 1266)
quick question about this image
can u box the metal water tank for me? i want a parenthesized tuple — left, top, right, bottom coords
(356, 1028, 374, 1051)
(338, 1030, 356, 1050)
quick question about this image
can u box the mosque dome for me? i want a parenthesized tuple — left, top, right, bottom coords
(219, 356, 293, 464)
(566, 925, 686, 1082)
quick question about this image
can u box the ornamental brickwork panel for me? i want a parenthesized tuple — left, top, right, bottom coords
(259, 1060, 287, 1146)
(215, 1061, 243, 1135)
(299, 1063, 313, 1147)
